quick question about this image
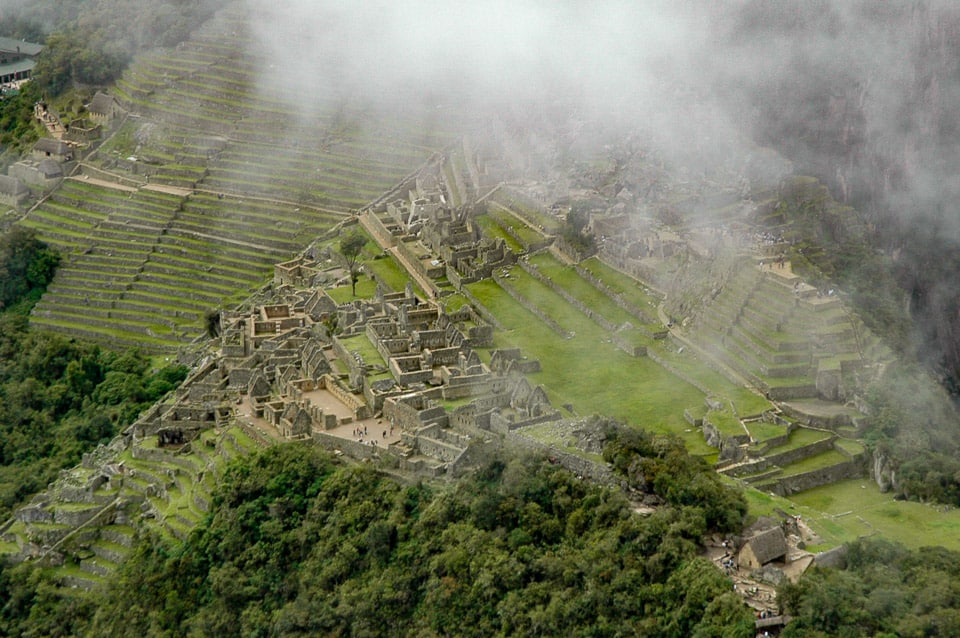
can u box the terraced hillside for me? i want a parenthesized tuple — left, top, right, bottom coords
(26, 179, 344, 353)
(462, 245, 777, 457)
(0, 425, 264, 590)
(21, 3, 457, 354)
(689, 260, 890, 429)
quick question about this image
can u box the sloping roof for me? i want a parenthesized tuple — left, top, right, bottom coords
(0, 37, 44, 57)
(87, 91, 119, 115)
(34, 138, 71, 155)
(743, 527, 787, 565)
(0, 174, 27, 195)
(0, 57, 35, 78)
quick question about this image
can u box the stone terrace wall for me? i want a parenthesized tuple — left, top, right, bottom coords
(760, 458, 865, 496)
(574, 263, 658, 324)
(492, 272, 572, 339)
(763, 435, 836, 468)
(458, 287, 506, 330)
(506, 429, 620, 488)
(517, 259, 617, 332)
(646, 348, 713, 396)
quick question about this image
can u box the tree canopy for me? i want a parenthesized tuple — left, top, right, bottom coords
(0, 227, 59, 311)
(0, 441, 755, 637)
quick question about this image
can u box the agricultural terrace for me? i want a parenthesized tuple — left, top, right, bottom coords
(22, 5, 460, 353)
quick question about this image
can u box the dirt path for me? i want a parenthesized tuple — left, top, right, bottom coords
(66, 175, 137, 192)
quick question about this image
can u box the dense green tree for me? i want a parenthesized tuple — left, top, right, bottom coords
(14, 443, 753, 637)
(0, 310, 187, 519)
(779, 539, 960, 637)
(0, 227, 59, 311)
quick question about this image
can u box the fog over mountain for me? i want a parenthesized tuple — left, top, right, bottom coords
(2, 0, 956, 386)
(245, 0, 960, 388)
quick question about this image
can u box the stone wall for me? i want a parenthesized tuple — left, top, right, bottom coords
(763, 435, 836, 468)
(489, 410, 560, 435)
(458, 287, 506, 330)
(321, 374, 367, 418)
(517, 259, 618, 331)
(505, 429, 620, 487)
(492, 272, 572, 339)
(360, 209, 401, 248)
(759, 458, 865, 496)
(313, 430, 381, 461)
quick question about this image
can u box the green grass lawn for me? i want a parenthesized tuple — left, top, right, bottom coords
(326, 278, 378, 303)
(529, 253, 640, 327)
(467, 278, 713, 455)
(487, 206, 545, 247)
(475, 214, 524, 252)
(780, 478, 960, 551)
(338, 333, 387, 370)
(744, 419, 788, 443)
(705, 408, 745, 438)
(767, 426, 832, 453)
(364, 254, 406, 290)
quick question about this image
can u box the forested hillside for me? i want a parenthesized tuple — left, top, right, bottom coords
(0, 439, 755, 637)
(0, 228, 188, 520)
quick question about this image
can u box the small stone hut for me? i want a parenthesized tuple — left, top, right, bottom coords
(738, 526, 788, 570)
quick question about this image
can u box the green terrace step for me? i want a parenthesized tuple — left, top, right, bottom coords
(31, 307, 177, 334)
(137, 264, 255, 292)
(90, 538, 130, 564)
(728, 326, 811, 365)
(161, 225, 289, 255)
(129, 270, 236, 297)
(35, 199, 111, 225)
(145, 252, 264, 283)
(15, 220, 92, 248)
(49, 293, 188, 319)
(29, 318, 183, 351)
(120, 289, 214, 312)
(171, 211, 304, 241)
(36, 304, 181, 328)
(153, 240, 275, 273)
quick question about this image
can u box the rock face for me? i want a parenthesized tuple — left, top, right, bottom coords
(872, 450, 897, 493)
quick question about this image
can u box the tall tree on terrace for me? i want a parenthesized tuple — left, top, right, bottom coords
(339, 230, 366, 297)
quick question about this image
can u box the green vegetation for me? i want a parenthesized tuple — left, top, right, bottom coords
(0, 82, 42, 160)
(339, 229, 367, 297)
(0, 227, 59, 311)
(0, 440, 753, 637)
(467, 277, 714, 456)
(780, 538, 960, 637)
(0, 310, 188, 519)
(0, 225, 188, 518)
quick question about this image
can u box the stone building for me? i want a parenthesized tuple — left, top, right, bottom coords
(0, 174, 29, 207)
(32, 138, 74, 163)
(0, 37, 42, 85)
(738, 526, 788, 570)
(9, 158, 63, 188)
(86, 91, 123, 124)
